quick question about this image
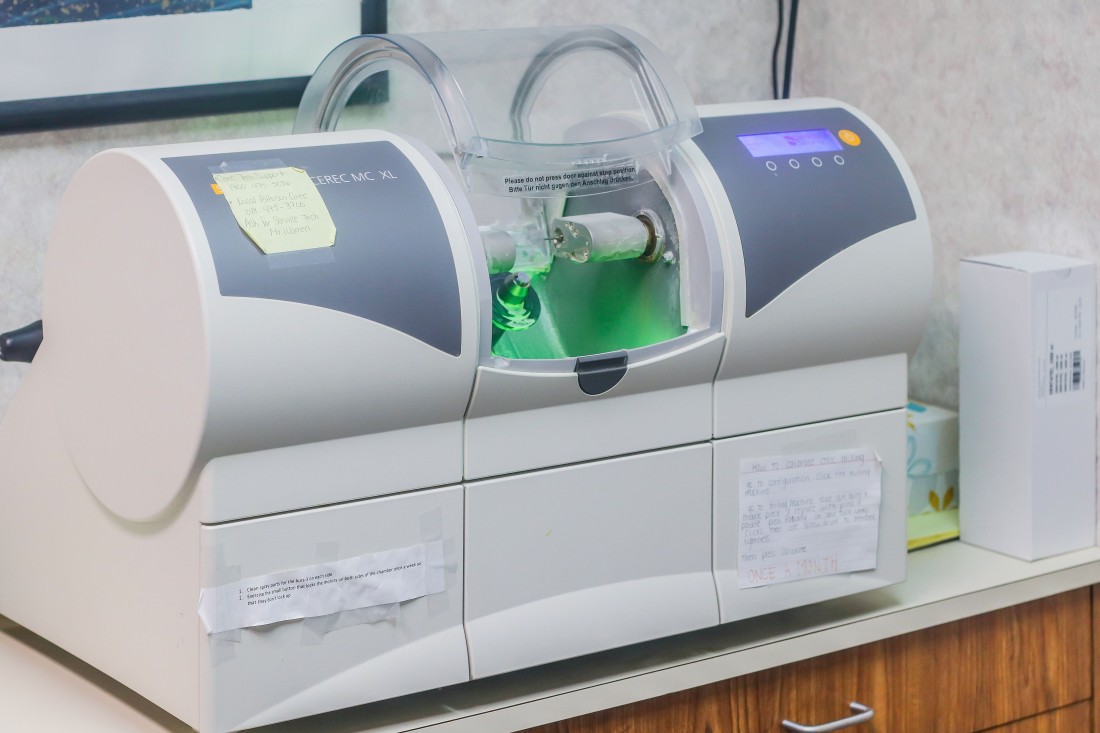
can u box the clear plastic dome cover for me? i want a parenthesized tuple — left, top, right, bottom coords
(294, 25, 702, 197)
(295, 25, 719, 364)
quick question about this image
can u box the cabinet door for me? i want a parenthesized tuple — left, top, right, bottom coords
(886, 589, 1091, 733)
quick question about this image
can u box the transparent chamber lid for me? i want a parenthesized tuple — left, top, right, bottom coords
(294, 25, 701, 197)
(295, 26, 716, 362)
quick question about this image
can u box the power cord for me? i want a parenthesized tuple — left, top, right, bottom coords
(0, 320, 42, 363)
(771, 0, 801, 100)
(771, 0, 784, 100)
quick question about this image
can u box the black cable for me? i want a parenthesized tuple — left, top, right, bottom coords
(771, 0, 784, 100)
(781, 0, 800, 99)
(0, 320, 43, 363)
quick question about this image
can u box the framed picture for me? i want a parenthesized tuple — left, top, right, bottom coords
(0, 0, 386, 133)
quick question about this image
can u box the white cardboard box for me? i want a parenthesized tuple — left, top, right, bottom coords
(959, 252, 1096, 560)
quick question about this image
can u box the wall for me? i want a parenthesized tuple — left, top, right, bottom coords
(795, 0, 1100, 413)
(1, 1, 1098, 430)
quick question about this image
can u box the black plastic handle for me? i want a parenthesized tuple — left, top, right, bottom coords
(575, 351, 628, 395)
(0, 320, 43, 363)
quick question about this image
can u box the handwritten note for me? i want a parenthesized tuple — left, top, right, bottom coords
(738, 448, 881, 589)
(212, 167, 336, 254)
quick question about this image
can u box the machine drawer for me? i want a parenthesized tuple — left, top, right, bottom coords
(464, 443, 719, 678)
(198, 485, 467, 733)
(713, 409, 907, 623)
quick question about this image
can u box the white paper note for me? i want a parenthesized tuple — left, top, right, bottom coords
(198, 541, 444, 634)
(738, 448, 881, 589)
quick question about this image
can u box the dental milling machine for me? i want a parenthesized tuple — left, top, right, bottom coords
(0, 26, 930, 733)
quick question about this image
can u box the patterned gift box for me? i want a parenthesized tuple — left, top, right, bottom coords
(907, 400, 960, 550)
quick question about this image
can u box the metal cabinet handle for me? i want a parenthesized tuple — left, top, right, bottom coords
(781, 702, 874, 732)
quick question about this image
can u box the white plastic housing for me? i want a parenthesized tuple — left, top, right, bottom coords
(40, 130, 482, 522)
(683, 99, 932, 438)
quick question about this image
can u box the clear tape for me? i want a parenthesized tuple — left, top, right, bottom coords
(421, 508, 452, 618)
(210, 546, 240, 667)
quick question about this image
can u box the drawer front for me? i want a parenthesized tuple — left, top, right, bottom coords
(199, 485, 468, 733)
(713, 410, 908, 623)
(465, 444, 719, 678)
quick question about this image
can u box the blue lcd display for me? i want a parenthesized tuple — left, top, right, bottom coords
(737, 129, 843, 158)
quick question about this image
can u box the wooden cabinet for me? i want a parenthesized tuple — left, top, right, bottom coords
(884, 590, 1090, 732)
(985, 702, 1090, 732)
(731, 645, 889, 732)
(521, 588, 1093, 733)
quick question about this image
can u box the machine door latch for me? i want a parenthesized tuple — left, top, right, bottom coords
(574, 351, 628, 395)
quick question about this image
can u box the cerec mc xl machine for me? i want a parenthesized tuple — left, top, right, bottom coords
(0, 26, 930, 733)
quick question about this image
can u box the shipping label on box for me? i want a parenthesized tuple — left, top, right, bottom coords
(1035, 286, 1089, 406)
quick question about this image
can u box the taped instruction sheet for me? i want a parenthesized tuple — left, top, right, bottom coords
(738, 448, 881, 589)
(199, 541, 444, 634)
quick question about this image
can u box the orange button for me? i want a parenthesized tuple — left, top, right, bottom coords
(838, 129, 861, 146)
(210, 183, 224, 195)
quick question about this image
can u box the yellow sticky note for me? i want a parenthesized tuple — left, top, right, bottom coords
(212, 167, 336, 254)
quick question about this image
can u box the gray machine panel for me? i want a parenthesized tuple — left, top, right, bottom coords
(164, 142, 462, 356)
(693, 109, 916, 317)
